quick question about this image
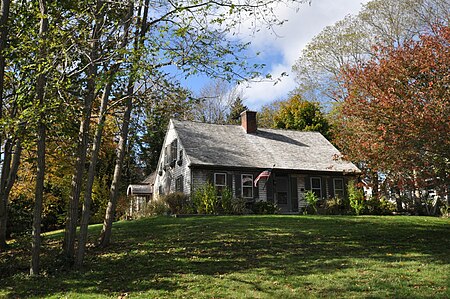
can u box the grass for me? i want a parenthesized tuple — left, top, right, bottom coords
(1, 215, 449, 298)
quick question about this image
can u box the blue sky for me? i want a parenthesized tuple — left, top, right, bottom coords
(180, 0, 370, 111)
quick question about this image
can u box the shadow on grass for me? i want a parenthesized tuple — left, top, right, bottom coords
(1, 215, 449, 298)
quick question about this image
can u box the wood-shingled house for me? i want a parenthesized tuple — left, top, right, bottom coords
(153, 111, 360, 213)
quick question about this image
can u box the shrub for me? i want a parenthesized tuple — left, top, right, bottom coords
(365, 196, 396, 215)
(221, 187, 233, 214)
(162, 192, 194, 215)
(252, 201, 277, 214)
(304, 191, 318, 214)
(7, 195, 33, 238)
(231, 196, 247, 214)
(348, 181, 365, 215)
(145, 200, 170, 217)
(192, 183, 220, 214)
(324, 196, 349, 215)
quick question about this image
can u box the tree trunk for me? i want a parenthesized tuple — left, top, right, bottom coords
(75, 80, 112, 268)
(0, 0, 11, 252)
(76, 3, 133, 266)
(98, 94, 132, 248)
(62, 0, 104, 263)
(0, 138, 21, 252)
(30, 0, 48, 276)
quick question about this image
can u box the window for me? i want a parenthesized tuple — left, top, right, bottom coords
(175, 175, 184, 193)
(170, 139, 178, 162)
(164, 146, 169, 165)
(333, 178, 344, 199)
(310, 177, 322, 198)
(177, 149, 183, 165)
(214, 173, 227, 197)
(241, 174, 253, 198)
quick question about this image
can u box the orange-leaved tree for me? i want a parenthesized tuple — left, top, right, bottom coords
(335, 25, 450, 197)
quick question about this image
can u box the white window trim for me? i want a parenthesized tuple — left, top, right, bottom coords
(333, 178, 344, 198)
(241, 174, 254, 199)
(310, 177, 322, 198)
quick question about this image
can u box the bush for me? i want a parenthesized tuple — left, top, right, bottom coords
(304, 191, 318, 214)
(231, 196, 247, 214)
(348, 181, 365, 215)
(144, 200, 170, 217)
(221, 187, 233, 214)
(252, 201, 277, 214)
(7, 195, 33, 238)
(162, 192, 194, 215)
(324, 196, 349, 215)
(192, 183, 220, 214)
(365, 196, 396, 215)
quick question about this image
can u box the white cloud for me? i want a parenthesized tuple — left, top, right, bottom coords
(240, 0, 370, 109)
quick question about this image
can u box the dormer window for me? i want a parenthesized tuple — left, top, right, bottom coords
(177, 149, 183, 166)
(170, 139, 178, 162)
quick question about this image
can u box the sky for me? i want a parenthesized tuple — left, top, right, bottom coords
(183, 0, 370, 111)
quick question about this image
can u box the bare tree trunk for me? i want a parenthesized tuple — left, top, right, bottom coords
(0, 0, 11, 252)
(63, 0, 104, 263)
(30, 0, 48, 276)
(76, 4, 133, 267)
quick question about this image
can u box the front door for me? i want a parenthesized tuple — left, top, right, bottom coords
(276, 175, 290, 213)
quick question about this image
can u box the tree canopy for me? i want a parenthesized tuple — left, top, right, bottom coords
(334, 25, 450, 193)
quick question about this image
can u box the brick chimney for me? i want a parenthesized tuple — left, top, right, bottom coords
(241, 110, 257, 134)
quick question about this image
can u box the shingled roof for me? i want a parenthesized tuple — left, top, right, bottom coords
(172, 119, 360, 173)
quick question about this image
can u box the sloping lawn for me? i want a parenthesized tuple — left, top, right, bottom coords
(1, 215, 449, 298)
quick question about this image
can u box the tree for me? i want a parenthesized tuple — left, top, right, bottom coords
(0, 0, 11, 251)
(227, 97, 248, 125)
(30, 0, 48, 276)
(334, 25, 450, 199)
(293, 15, 369, 103)
(293, 0, 450, 105)
(257, 100, 282, 128)
(137, 86, 193, 174)
(62, 0, 108, 263)
(75, 2, 134, 267)
(273, 95, 331, 139)
(192, 80, 243, 124)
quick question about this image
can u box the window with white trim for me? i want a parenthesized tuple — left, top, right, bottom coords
(333, 178, 344, 199)
(241, 174, 253, 199)
(310, 177, 322, 198)
(214, 173, 227, 197)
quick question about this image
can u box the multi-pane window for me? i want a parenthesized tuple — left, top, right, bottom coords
(170, 139, 178, 162)
(310, 177, 322, 198)
(333, 178, 344, 199)
(175, 175, 184, 193)
(214, 173, 227, 197)
(241, 174, 253, 199)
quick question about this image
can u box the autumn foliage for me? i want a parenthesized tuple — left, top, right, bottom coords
(335, 25, 450, 191)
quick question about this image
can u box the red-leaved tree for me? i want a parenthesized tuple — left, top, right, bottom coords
(335, 25, 450, 201)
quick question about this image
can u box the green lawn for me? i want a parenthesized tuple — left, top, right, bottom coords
(1, 215, 449, 298)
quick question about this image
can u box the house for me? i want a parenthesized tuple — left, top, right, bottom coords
(127, 172, 156, 216)
(153, 110, 360, 213)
